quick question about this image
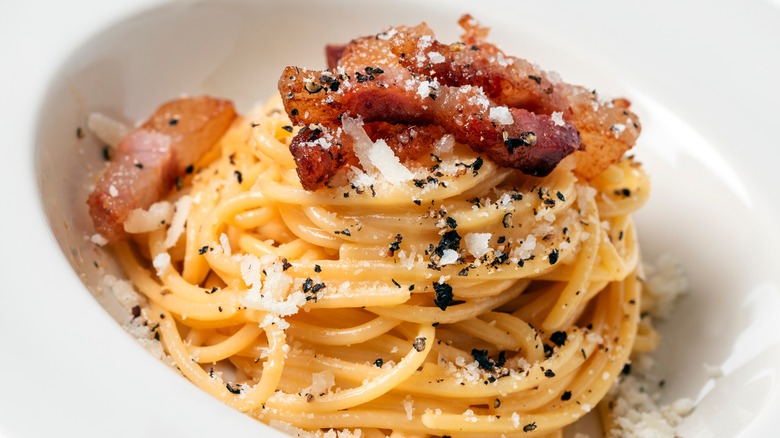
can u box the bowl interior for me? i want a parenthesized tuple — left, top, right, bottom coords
(35, 1, 780, 436)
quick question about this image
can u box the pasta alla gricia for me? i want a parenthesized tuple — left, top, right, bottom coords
(109, 93, 652, 436)
(81, 13, 679, 437)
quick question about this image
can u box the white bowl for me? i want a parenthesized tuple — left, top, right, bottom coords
(2, 0, 779, 436)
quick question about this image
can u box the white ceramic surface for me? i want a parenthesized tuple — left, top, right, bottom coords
(1, 0, 779, 436)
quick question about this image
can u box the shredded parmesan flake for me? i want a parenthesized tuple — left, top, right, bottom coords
(368, 139, 414, 184)
(219, 233, 232, 255)
(403, 395, 414, 420)
(163, 195, 191, 248)
(90, 233, 109, 246)
(551, 111, 565, 127)
(240, 254, 262, 294)
(427, 51, 445, 64)
(152, 252, 170, 277)
(307, 370, 336, 396)
(439, 249, 459, 266)
(124, 201, 174, 234)
(488, 106, 514, 125)
(511, 412, 520, 428)
(343, 117, 413, 185)
(465, 233, 492, 259)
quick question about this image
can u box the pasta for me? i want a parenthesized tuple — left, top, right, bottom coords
(111, 92, 653, 437)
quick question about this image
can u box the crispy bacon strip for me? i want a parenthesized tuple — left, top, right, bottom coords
(280, 65, 580, 190)
(88, 96, 236, 241)
(460, 15, 641, 179)
(388, 23, 566, 114)
(289, 126, 356, 191)
(324, 16, 640, 181)
(562, 92, 640, 179)
(394, 16, 640, 179)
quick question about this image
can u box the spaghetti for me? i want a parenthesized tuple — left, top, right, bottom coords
(111, 92, 653, 436)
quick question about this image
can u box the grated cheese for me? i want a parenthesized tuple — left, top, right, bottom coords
(463, 409, 477, 423)
(433, 134, 455, 155)
(348, 166, 377, 189)
(125, 318, 167, 361)
(101, 274, 141, 311)
(494, 52, 513, 67)
(259, 314, 290, 331)
(439, 249, 459, 266)
(416, 79, 440, 99)
(644, 254, 690, 319)
(465, 86, 490, 110)
(513, 235, 537, 260)
(342, 117, 413, 185)
(611, 123, 626, 138)
(90, 233, 109, 246)
(240, 254, 262, 295)
(608, 370, 694, 437)
(403, 395, 415, 420)
(498, 192, 513, 208)
(551, 111, 565, 127)
(488, 106, 514, 125)
(367, 139, 414, 184)
(376, 28, 398, 40)
(586, 332, 604, 345)
(465, 232, 492, 259)
(219, 233, 232, 255)
(606, 256, 694, 437)
(417, 35, 433, 49)
(163, 195, 192, 248)
(242, 256, 307, 322)
(307, 370, 336, 396)
(124, 201, 174, 234)
(427, 51, 445, 64)
(152, 252, 170, 277)
(511, 412, 520, 429)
